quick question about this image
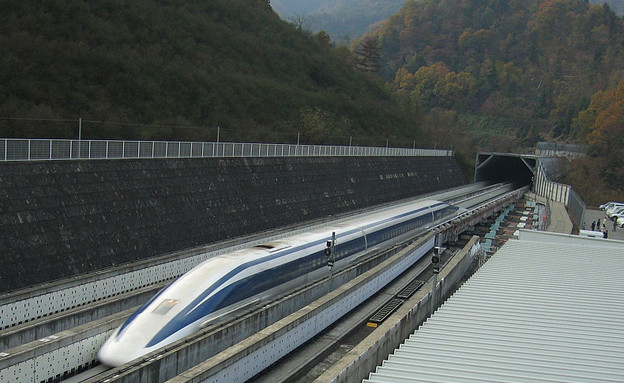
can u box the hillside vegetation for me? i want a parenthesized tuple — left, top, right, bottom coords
(371, 0, 624, 151)
(561, 76, 624, 203)
(363, 0, 624, 203)
(272, 0, 624, 45)
(0, 0, 422, 145)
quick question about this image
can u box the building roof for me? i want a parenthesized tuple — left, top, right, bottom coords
(364, 230, 624, 383)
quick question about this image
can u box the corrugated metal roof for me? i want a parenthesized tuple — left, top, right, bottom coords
(364, 231, 624, 383)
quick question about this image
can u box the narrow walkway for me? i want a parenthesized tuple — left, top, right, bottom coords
(546, 201, 573, 234)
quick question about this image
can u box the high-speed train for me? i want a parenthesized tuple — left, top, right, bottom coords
(98, 199, 459, 366)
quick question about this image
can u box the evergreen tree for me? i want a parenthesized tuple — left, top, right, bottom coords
(354, 36, 381, 73)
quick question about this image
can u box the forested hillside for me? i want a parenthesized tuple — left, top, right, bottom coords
(562, 76, 624, 202)
(271, 0, 624, 45)
(372, 0, 624, 151)
(365, 0, 624, 203)
(0, 0, 422, 145)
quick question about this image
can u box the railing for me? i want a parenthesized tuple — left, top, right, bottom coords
(0, 139, 453, 161)
(533, 161, 585, 229)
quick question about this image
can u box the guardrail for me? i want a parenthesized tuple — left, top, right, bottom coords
(0, 139, 452, 161)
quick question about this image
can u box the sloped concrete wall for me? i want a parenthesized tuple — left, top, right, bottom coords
(0, 156, 465, 292)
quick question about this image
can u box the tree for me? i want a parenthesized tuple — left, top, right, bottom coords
(315, 30, 332, 50)
(354, 36, 381, 73)
(573, 78, 624, 191)
(289, 14, 311, 31)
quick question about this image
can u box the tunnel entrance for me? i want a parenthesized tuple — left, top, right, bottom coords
(474, 153, 536, 187)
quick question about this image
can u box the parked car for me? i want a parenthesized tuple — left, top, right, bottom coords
(608, 206, 624, 220)
(617, 216, 624, 228)
(601, 202, 624, 211)
(605, 204, 624, 216)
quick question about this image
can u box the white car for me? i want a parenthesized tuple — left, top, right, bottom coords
(601, 202, 624, 211)
(606, 204, 624, 216)
(608, 206, 624, 219)
(617, 216, 624, 228)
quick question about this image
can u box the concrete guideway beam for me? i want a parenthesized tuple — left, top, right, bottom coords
(0, 310, 127, 383)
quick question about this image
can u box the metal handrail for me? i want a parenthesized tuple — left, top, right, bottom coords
(0, 138, 453, 161)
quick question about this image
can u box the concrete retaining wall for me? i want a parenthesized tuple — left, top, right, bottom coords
(0, 156, 465, 292)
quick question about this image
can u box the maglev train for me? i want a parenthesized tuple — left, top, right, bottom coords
(98, 199, 459, 366)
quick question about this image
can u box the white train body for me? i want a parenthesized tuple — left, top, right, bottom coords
(98, 199, 458, 366)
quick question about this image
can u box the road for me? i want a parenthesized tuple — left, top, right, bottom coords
(582, 208, 624, 240)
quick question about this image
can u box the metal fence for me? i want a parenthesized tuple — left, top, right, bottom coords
(535, 141, 587, 158)
(0, 139, 453, 161)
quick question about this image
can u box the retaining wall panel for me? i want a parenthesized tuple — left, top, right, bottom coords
(0, 156, 464, 293)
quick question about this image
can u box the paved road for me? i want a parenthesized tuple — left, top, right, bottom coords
(582, 208, 624, 240)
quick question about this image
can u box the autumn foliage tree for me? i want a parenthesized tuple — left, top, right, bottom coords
(572, 79, 624, 192)
(368, 0, 624, 149)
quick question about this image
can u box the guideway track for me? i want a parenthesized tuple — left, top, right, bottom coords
(0, 182, 492, 337)
(88, 185, 522, 383)
(0, 183, 520, 383)
(248, 248, 444, 383)
(0, 183, 494, 334)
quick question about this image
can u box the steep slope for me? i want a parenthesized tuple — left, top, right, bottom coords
(372, 0, 624, 149)
(0, 0, 421, 145)
(272, 0, 623, 44)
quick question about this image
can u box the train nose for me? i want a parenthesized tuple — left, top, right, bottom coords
(98, 339, 131, 366)
(98, 331, 149, 367)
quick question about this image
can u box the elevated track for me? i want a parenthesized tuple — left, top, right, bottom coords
(0, 183, 526, 383)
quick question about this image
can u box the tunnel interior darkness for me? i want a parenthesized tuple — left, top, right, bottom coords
(474, 154, 536, 187)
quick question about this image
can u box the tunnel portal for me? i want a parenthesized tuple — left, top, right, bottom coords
(475, 153, 536, 187)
